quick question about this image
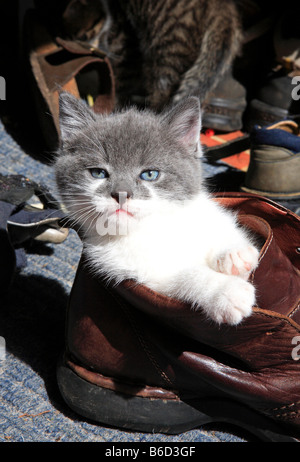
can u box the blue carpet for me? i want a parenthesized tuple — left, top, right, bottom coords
(0, 118, 251, 443)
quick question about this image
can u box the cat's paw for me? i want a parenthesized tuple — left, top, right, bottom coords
(209, 277, 256, 325)
(212, 245, 259, 280)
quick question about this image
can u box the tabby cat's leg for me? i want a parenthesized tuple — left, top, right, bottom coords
(143, 54, 184, 110)
(173, 6, 242, 105)
(141, 2, 200, 110)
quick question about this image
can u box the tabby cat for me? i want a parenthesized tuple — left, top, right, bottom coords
(62, 0, 248, 110)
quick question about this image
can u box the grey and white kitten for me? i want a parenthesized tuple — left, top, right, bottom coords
(55, 92, 259, 325)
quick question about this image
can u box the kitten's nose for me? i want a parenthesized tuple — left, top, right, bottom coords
(111, 190, 132, 206)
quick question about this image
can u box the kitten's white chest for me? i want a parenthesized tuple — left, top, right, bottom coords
(86, 195, 224, 284)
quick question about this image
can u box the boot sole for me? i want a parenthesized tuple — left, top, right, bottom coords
(57, 355, 299, 442)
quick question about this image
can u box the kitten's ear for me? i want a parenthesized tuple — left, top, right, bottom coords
(59, 91, 96, 144)
(162, 97, 202, 157)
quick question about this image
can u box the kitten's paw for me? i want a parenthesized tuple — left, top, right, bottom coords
(209, 277, 256, 325)
(213, 245, 259, 280)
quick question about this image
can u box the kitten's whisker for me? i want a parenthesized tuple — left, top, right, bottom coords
(64, 201, 94, 208)
(75, 209, 98, 235)
(62, 198, 95, 207)
(21, 207, 68, 225)
(63, 205, 92, 219)
(66, 205, 97, 232)
(66, 206, 95, 223)
(62, 214, 88, 231)
(83, 209, 101, 237)
(59, 197, 90, 202)
(59, 195, 92, 201)
(60, 192, 90, 196)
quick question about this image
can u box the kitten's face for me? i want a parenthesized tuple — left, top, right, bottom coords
(55, 93, 203, 238)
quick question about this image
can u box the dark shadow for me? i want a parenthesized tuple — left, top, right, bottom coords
(21, 239, 55, 257)
(0, 2, 53, 164)
(205, 166, 246, 194)
(0, 271, 74, 416)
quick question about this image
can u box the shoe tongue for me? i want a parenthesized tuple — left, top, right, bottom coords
(252, 120, 300, 153)
(268, 120, 300, 135)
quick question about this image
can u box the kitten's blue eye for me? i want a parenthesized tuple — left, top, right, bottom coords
(89, 168, 109, 179)
(140, 170, 159, 181)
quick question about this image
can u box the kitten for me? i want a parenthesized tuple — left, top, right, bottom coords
(54, 92, 259, 325)
(62, 0, 245, 110)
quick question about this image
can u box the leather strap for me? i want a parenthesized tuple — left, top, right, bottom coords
(203, 133, 250, 161)
(37, 36, 115, 114)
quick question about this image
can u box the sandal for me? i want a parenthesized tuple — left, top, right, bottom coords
(24, 9, 115, 150)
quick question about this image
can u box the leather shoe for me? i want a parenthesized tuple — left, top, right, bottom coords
(57, 192, 300, 442)
(241, 120, 300, 200)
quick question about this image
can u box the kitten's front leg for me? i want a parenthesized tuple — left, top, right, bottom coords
(174, 267, 256, 325)
(209, 245, 259, 280)
(206, 275, 256, 325)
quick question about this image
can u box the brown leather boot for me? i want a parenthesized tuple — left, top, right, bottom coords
(57, 193, 300, 442)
